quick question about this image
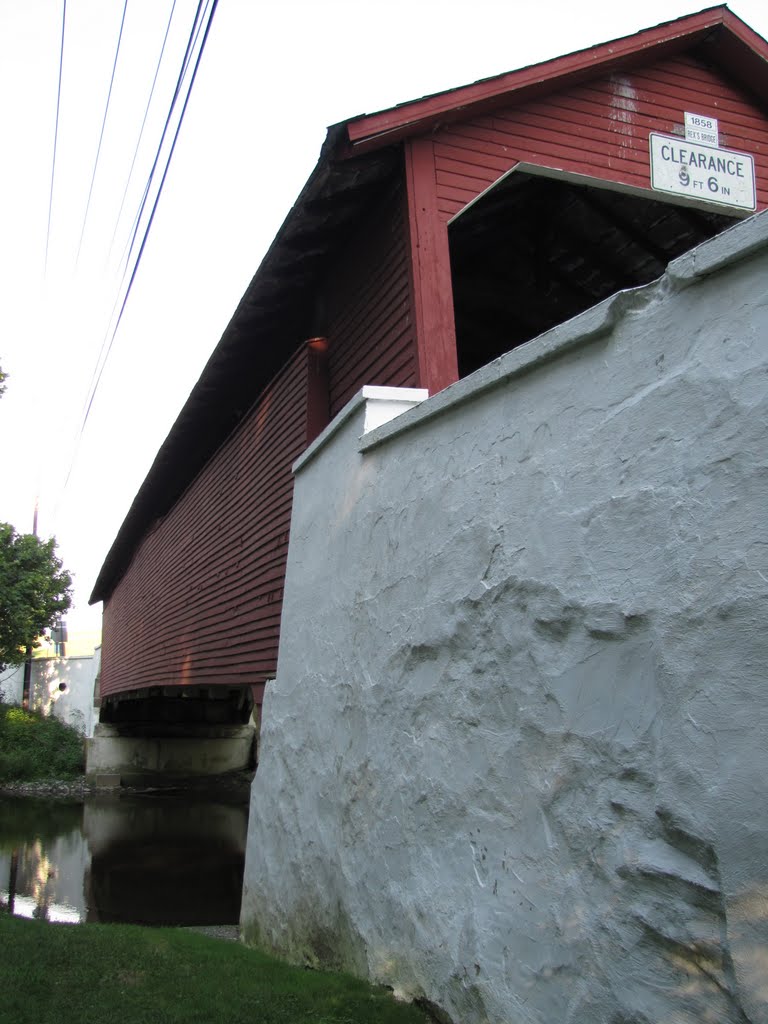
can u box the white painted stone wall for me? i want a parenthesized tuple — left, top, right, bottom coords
(0, 652, 99, 736)
(30, 652, 100, 736)
(242, 211, 768, 1024)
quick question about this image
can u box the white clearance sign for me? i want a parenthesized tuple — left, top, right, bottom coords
(649, 133, 756, 211)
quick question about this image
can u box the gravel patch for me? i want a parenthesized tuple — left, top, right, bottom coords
(182, 925, 241, 943)
(0, 777, 98, 800)
(0, 770, 255, 801)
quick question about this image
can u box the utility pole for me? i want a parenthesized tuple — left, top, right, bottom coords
(21, 498, 39, 711)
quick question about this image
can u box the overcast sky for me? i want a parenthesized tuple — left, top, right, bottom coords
(1, 0, 767, 640)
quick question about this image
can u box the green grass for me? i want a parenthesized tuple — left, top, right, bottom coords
(0, 702, 84, 783)
(0, 916, 429, 1024)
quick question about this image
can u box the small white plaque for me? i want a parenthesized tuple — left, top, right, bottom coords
(649, 133, 756, 211)
(684, 111, 719, 146)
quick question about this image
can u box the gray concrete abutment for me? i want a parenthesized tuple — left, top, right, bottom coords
(86, 722, 255, 785)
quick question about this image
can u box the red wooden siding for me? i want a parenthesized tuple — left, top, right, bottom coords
(325, 182, 417, 416)
(101, 183, 423, 701)
(100, 345, 310, 698)
(432, 55, 768, 221)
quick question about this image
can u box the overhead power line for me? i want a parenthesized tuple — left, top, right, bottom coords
(75, 0, 130, 265)
(120, 0, 210, 277)
(45, 0, 67, 274)
(93, 0, 220, 408)
(108, 0, 179, 262)
(57, 0, 220, 507)
(80, 0, 212, 423)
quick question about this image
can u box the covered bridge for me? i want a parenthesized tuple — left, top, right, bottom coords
(90, 6, 767, 754)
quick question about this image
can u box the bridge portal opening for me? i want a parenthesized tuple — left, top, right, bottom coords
(449, 167, 741, 379)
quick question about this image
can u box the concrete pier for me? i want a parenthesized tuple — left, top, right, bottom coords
(86, 722, 255, 784)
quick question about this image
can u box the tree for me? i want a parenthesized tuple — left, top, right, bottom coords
(0, 363, 6, 397)
(0, 524, 72, 670)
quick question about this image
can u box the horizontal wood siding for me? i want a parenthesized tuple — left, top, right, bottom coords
(326, 182, 417, 416)
(100, 346, 309, 698)
(432, 55, 768, 221)
(101, 181, 418, 701)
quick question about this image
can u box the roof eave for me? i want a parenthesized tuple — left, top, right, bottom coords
(345, 7, 768, 153)
(90, 125, 399, 605)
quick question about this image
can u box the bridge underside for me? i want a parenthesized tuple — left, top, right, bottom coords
(86, 684, 256, 786)
(100, 683, 254, 726)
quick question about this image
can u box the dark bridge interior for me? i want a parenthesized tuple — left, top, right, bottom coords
(449, 171, 739, 378)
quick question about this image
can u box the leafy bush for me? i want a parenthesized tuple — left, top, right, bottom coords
(0, 702, 84, 782)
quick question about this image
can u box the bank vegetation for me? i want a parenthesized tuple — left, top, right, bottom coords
(0, 702, 84, 784)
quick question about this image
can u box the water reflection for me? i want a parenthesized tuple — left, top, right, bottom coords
(0, 799, 84, 922)
(0, 793, 248, 926)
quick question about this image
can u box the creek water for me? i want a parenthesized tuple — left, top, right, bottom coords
(0, 791, 248, 926)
